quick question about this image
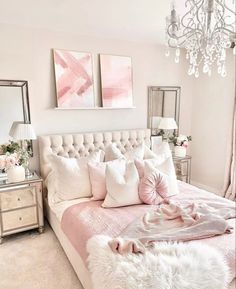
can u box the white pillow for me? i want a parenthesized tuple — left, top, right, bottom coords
(47, 150, 103, 203)
(105, 143, 124, 162)
(102, 162, 142, 208)
(143, 145, 158, 159)
(124, 143, 145, 160)
(105, 142, 157, 162)
(88, 159, 126, 200)
(149, 142, 172, 163)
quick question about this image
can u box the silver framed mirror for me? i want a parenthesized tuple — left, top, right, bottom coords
(148, 86, 180, 136)
(0, 79, 31, 161)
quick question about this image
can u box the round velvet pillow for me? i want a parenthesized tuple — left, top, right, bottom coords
(139, 170, 169, 205)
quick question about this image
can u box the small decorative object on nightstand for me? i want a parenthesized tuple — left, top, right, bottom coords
(158, 117, 178, 142)
(169, 134, 192, 157)
(0, 172, 44, 244)
(173, 155, 192, 183)
(9, 122, 37, 177)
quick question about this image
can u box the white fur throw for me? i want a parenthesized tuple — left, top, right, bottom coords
(87, 235, 230, 289)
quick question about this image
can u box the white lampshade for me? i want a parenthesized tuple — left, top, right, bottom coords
(151, 116, 163, 128)
(158, 117, 178, 130)
(9, 122, 37, 140)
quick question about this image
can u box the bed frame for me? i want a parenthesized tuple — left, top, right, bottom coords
(38, 128, 235, 289)
(38, 129, 151, 289)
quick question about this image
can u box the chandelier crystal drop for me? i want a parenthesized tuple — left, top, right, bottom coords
(165, 0, 236, 77)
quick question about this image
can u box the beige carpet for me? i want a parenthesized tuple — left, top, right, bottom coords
(0, 224, 83, 289)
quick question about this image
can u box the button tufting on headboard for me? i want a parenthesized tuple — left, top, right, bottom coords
(38, 129, 151, 180)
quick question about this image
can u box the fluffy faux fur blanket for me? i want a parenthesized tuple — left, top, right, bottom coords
(87, 235, 230, 289)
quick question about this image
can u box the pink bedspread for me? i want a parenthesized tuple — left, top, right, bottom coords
(61, 182, 236, 278)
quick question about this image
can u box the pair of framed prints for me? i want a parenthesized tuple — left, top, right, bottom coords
(53, 49, 133, 109)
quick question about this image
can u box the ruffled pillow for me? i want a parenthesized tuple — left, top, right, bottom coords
(135, 155, 179, 197)
(139, 170, 169, 205)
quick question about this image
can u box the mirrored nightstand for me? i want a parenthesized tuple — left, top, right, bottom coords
(173, 155, 192, 183)
(0, 172, 44, 244)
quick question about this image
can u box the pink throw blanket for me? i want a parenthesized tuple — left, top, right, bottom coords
(61, 182, 236, 279)
(109, 199, 235, 254)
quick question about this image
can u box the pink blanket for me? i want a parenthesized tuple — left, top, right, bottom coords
(61, 182, 236, 278)
(109, 199, 235, 254)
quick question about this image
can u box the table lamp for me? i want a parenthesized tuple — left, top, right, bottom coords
(151, 116, 163, 135)
(158, 117, 178, 141)
(9, 122, 36, 176)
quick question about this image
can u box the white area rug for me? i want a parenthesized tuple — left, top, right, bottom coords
(87, 235, 231, 289)
(0, 223, 83, 289)
(1, 225, 235, 289)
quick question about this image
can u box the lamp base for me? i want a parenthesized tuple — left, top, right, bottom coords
(25, 167, 32, 177)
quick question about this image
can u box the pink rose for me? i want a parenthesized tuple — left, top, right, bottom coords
(5, 154, 19, 170)
(182, 141, 188, 148)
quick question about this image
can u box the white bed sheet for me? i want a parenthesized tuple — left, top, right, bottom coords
(49, 197, 91, 221)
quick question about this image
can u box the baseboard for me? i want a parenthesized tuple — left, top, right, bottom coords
(191, 181, 221, 195)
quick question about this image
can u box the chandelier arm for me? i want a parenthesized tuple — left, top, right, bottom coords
(168, 39, 178, 48)
(213, 26, 236, 35)
(175, 31, 203, 47)
(213, 1, 226, 32)
(195, 0, 205, 31)
(181, 0, 196, 29)
(167, 22, 194, 38)
(167, 32, 202, 48)
(211, 1, 235, 41)
(222, 1, 236, 15)
(167, 25, 203, 45)
(215, 0, 227, 23)
(215, 0, 236, 26)
(181, 0, 204, 31)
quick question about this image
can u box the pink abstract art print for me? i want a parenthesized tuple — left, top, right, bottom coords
(53, 49, 95, 108)
(100, 55, 133, 108)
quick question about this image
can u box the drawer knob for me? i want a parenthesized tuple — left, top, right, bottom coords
(19, 217, 22, 221)
(18, 198, 21, 201)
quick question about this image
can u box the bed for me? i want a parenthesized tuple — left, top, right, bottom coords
(38, 129, 236, 289)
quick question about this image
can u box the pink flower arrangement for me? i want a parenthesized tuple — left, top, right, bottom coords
(170, 134, 192, 147)
(0, 153, 20, 171)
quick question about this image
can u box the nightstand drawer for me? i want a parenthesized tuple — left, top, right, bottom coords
(1, 207, 38, 232)
(0, 187, 36, 211)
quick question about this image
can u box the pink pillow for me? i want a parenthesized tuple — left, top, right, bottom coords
(139, 170, 169, 205)
(88, 159, 126, 200)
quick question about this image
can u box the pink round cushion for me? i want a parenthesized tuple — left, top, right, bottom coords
(139, 171, 169, 205)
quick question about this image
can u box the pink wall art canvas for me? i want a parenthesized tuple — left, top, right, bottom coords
(100, 55, 133, 108)
(53, 49, 95, 108)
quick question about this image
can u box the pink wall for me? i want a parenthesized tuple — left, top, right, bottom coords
(0, 23, 193, 172)
(190, 52, 235, 194)
(1, 22, 234, 195)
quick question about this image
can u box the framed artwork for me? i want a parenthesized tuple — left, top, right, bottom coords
(100, 54, 133, 108)
(53, 49, 95, 108)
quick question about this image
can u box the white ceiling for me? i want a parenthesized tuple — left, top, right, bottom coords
(0, 0, 174, 44)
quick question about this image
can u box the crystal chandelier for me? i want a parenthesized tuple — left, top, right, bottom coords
(165, 0, 236, 77)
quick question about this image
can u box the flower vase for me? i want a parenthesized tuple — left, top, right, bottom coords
(174, 146, 187, 157)
(7, 166, 25, 183)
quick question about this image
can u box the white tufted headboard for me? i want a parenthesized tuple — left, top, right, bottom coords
(38, 129, 151, 180)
